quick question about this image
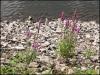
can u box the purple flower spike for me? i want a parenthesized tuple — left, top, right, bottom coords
(60, 11, 65, 21)
(73, 25, 80, 33)
(32, 42, 41, 50)
(75, 27, 80, 33)
(25, 30, 32, 38)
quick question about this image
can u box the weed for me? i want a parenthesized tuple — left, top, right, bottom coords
(57, 32, 76, 58)
(83, 49, 96, 59)
(0, 50, 37, 74)
(10, 50, 36, 64)
(56, 10, 80, 59)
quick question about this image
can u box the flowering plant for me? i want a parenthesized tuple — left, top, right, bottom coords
(57, 10, 80, 59)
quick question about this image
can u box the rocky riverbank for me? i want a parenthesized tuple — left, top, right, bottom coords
(1, 17, 99, 74)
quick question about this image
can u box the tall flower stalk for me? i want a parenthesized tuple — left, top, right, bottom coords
(57, 9, 80, 59)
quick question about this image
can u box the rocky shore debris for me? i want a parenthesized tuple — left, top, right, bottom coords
(1, 16, 99, 74)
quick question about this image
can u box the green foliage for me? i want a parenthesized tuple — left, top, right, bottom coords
(1, 65, 35, 74)
(83, 49, 96, 59)
(10, 50, 36, 64)
(74, 68, 98, 75)
(57, 32, 76, 58)
(1, 50, 37, 74)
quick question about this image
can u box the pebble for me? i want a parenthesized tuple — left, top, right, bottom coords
(81, 66, 87, 71)
(85, 33, 91, 38)
(29, 62, 38, 68)
(14, 44, 25, 50)
(42, 41, 50, 47)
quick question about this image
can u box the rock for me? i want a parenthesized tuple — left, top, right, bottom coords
(56, 26, 62, 32)
(1, 36, 6, 40)
(29, 62, 38, 68)
(42, 41, 50, 47)
(14, 44, 25, 50)
(42, 33, 49, 38)
(42, 69, 52, 74)
(92, 41, 97, 46)
(12, 37, 18, 41)
(1, 41, 8, 47)
(90, 55, 98, 62)
(81, 66, 87, 71)
(40, 48, 47, 53)
(67, 68, 74, 74)
(0, 58, 5, 63)
(85, 33, 91, 38)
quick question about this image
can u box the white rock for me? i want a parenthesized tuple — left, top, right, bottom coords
(14, 44, 25, 50)
(1, 36, 6, 40)
(89, 21, 96, 25)
(1, 42, 8, 47)
(85, 33, 91, 38)
(90, 55, 98, 61)
(42, 41, 50, 47)
(56, 27, 62, 32)
(92, 41, 97, 46)
(29, 62, 38, 68)
(81, 66, 87, 71)
(12, 37, 17, 41)
(40, 48, 47, 52)
(42, 69, 52, 74)
(37, 55, 50, 63)
(68, 68, 74, 74)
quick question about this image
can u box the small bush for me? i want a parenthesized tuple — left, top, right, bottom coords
(1, 50, 37, 74)
(57, 32, 76, 58)
(10, 50, 36, 64)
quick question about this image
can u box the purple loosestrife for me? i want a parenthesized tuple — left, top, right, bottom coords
(74, 26, 80, 33)
(32, 42, 41, 51)
(70, 10, 80, 33)
(60, 11, 65, 21)
(65, 18, 70, 28)
(24, 30, 32, 38)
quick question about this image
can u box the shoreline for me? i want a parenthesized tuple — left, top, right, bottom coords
(1, 17, 99, 74)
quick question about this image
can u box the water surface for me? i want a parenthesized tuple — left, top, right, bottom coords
(1, 1, 99, 22)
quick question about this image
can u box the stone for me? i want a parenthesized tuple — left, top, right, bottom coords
(56, 27, 62, 32)
(68, 68, 74, 74)
(14, 44, 25, 50)
(42, 69, 52, 74)
(40, 48, 47, 53)
(1, 42, 8, 47)
(12, 37, 18, 41)
(90, 55, 98, 62)
(85, 33, 91, 38)
(81, 66, 87, 71)
(1, 58, 5, 62)
(42, 41, 50, 47)
(29, 62, 38, 68)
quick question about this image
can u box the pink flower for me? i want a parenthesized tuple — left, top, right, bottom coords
(75, 26, 80, 33)
(72, 25, 80, 33)
(32, 42, 41, 50)
(59, 11, 65, 21)
(24, 30, 32, 38)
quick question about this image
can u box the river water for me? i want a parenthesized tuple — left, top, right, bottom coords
(1, 1, 99, 22)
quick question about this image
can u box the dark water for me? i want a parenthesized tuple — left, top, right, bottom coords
(1, 1, 99, 22)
